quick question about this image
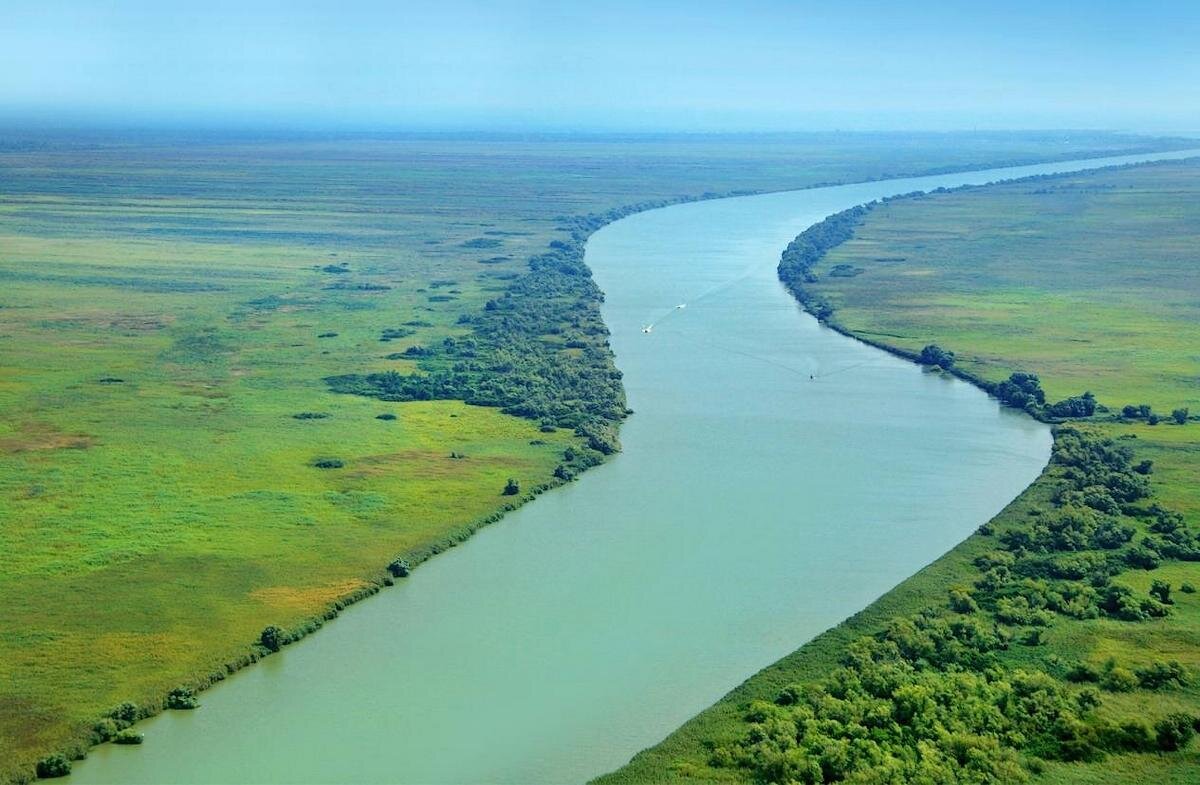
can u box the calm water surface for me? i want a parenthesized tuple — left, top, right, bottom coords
(71, 149, 1199, 784)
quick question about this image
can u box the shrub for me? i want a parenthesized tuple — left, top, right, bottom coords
(108, 701, 138, 725)
(1065, 661, 1100, 683)
(260, 625, 286, 652)
(375, 413, 397, 420)
(387, 559, 411, 578)
(92, 717, 119, 742)
(949, 586, 978, 613)
(918, 344, 956, 368)
(1181, 582, 1196, 594)
(36, 755, 71, 778)
(503, 478, 520, 496)
(1136, 660, 1190, 690)
(1155, 713, 1197, 751)
(292, 412, 330, 420)
(113, 728, 144, 745)
(1172, 408, 1189, 425)
(1101, 666, 1139, 692)
(311, 458, 344, 469)
(165, 687, 198, 710)
(1150, 579, 1173, 604)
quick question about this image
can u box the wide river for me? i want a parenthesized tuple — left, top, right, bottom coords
(72, 149, 1199, 784)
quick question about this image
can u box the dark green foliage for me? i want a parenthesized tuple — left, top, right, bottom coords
(107, 702, 138, 725)
(327, 231, 627, 440)
(379, 327, 415, 341)
(292, 412, 330, 420)
(320, 264, 349, 274)
(387, 559, 411, 578)
(503, 478, 520, 496)
(1046, 392, 1097, 418)
(827, 263, 863, 277)
(35, 755, 71, 778)
(113, 729, 143, 745)
(721, 428, 1199, 782)
(1150, 579, 1173, 604)
(317, 331, 338, 338)
(164, 687, 198, 710)
(375, 413, 396, 420)
(1181, 582, 1196, 593)
(311, 458, 344, 469)
(918, 343, 956, 368)
(993, 372, 1046, 409)
(1154, 714, 1197, 751)
(1172, 407, 1189, 424)
(778, 204, 873, 322)
(1135, 660, 1189, 690)
(259, 625, 285, 652)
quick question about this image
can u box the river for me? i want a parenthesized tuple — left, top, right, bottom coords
(70, 149, 1199, 784)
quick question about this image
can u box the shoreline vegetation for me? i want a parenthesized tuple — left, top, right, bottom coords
(599, 157, 1200, 785)
(4, 136, 1195, 784)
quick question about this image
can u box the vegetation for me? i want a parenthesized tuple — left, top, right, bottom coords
(599, 159, 1200, 785)
(1, 131, 1189, 783)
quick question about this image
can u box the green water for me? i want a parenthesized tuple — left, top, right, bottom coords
(69, 150, 1199, 784)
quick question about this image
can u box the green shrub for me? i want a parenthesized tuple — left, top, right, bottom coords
(113, 728, 144, 745)
(1155, 713, 1197, 751)
(165, 687, 198, 709)
(311, 458, 344, 469)
(1172, 407, 1189, 424)
(1101, 666, 1139, 692)
(387, 559, 411, 578)
(260, 625, 286, 652)
(36, 755, 71, 778)
(1181, 582, 1196, 594)
(1136, 660, 1190, 690)
(107, 701, 138, 726)
(375, 413, 397, 420)
(503, 478, 520, 496)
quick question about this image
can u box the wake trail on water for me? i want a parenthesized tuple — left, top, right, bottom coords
(645, 315, 884, 384)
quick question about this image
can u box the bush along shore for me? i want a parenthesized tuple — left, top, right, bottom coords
(22, 190, 763, 783)
(683, 184, 1200, 784)
(325, 190, 758, 455)
(711, 426, 1199, 783)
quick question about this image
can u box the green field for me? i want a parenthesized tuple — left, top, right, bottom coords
(601, 159, 1200, 784)
(0, 131, 1191, 782)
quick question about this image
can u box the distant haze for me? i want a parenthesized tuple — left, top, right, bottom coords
(3, 0, 1198, 132)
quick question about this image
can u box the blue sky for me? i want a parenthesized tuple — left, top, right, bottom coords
(2, 0, 1198, 131)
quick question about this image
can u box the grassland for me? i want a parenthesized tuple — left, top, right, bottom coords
(0, 130, 1190, 782)
(599, 158, 1200, 784)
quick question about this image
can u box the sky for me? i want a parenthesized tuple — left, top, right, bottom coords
(2, 0, 1199, 132)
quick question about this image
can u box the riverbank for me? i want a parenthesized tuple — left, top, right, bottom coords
(6, 138, 1195, 784)
(599, 156, 1200, 784)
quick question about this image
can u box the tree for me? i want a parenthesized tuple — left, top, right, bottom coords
(260, 625, 285, 652)
(1150, 579, 1173, 605)
(1172, 408, 1189, 425)
(36, 755, 71, 779)
(503, 478, 520, 496)
(1155, 714, 1197, 751)
(919, 344, 956, 368)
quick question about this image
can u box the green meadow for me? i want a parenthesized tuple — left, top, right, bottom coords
(601, 159, 1200, 784)
(0, 131, 1189, 782)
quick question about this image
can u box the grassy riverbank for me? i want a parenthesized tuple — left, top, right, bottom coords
(0, 131, 1191, 782)
(600, 158, 1200, 783)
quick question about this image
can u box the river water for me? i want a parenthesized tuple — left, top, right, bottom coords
(70, 149, 1198, 784)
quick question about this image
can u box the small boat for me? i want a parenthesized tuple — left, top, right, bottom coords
(676, 304, 686, 309)
(642, 325, 653, 334)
